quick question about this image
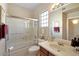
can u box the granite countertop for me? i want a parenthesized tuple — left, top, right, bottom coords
(38, 41, 79, 56)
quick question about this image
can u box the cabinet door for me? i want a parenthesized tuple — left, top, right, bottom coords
(39, 46, 55, 56)
(0, 6, 1, 24)
(40, 51, 47, 56)
(40, 47, 49, 55)
(49, 53, 55, 56)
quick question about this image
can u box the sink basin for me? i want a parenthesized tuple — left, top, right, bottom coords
(49, 42, 63, 51)
(48, 41, 73, 53)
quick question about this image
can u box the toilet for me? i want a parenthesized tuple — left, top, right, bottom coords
(28, 45, 40, 56)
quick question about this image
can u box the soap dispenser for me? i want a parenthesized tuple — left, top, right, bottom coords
(75, 38, 79, 51)
(71, 37, 77, 47)
(71, 39, 73, 46)
(77, 38, 79, 47)
(74, 37, 77, 47)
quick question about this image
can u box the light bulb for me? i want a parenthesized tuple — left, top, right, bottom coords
(55, 22, 59, 27)
(51, 3, 59, 9)
(72, 20, 78, 24)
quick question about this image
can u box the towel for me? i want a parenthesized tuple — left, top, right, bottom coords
(0, 24, 8, 39)
(54, 27, 60, 32)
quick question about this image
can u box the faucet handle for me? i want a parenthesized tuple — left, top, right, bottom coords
(8, 46, 14, 56)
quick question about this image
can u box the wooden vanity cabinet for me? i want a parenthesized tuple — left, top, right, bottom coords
(0, 6, 1, 24)
(39, 46, 55, 56)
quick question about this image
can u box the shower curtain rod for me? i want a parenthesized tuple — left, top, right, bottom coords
(6, 15, 38, 21)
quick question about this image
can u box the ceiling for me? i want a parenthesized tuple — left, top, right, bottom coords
(14, 3, 40, 10)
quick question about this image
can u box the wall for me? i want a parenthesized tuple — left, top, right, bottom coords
(63, 3, 79, 13)
(68, 20, 74, 40)
(67, 11, 79, 19)
(62, 13, 67, 40)
(7, 4, 34, 18)
(0, 3, 7, 24)
(33, 3, 52, 40)
(0, 3, 6, 56)
(33, 3, 52, 19)
(74, 22, 79, 36)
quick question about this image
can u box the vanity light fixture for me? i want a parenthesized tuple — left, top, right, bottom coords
(51, 3, 59, 9)
(72, 19, 79, 24)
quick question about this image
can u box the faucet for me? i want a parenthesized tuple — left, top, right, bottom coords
(57, 41, 64, 46)
(40, 36, 45, 39)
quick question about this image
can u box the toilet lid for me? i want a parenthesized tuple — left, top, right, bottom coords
(29, 46, 40, 51)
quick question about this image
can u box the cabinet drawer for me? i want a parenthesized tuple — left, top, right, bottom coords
(40, 51, 48, 56)
(49, 53, 55, 56)
(40, 47, 49, 55)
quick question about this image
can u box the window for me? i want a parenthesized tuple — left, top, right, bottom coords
(40, 11, 48, 27)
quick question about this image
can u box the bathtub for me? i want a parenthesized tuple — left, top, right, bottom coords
(7, 39, 37, 56)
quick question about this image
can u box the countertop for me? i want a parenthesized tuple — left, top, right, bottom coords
(38, 41, 79, 56)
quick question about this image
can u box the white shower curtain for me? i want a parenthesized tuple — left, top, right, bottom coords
(5, 17, 38, 56)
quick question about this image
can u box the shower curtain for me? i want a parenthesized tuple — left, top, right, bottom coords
(5, 17, 38, 56)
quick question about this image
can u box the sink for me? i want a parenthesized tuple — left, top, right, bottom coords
(49, 42, 79, 55)
(39, 40, 79, 56)
(49, 42, 63, 51)
(39, 41, 79, 56)
(48, 41, 73, 53)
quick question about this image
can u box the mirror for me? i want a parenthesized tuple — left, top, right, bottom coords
(49, 4, 79, 41)
(67, 19, 79, 40)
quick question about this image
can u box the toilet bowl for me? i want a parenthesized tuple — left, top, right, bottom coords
(28, 45, 40, 56)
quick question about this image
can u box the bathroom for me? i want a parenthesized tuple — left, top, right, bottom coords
(0, 3, 79, 56)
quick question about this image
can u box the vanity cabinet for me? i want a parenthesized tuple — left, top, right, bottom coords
(39, 46, 55, 56)
(0, 6, 1, 24)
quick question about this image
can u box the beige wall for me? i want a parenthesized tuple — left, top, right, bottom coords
(33, 3, 52, 40)
(62, 13, 67, 40)
(63, 3, 79, 13)
(0, 3, 6, 56)
(67, 11, 79, 19)
(7, 4, 34, 19)
(68, 20, 74, 40)
(33, 3, 52, 19)
(0, 3, 7, 24)
(74, 21, 79, 36)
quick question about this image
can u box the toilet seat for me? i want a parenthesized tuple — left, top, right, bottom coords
(29, 45, 40, 51)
